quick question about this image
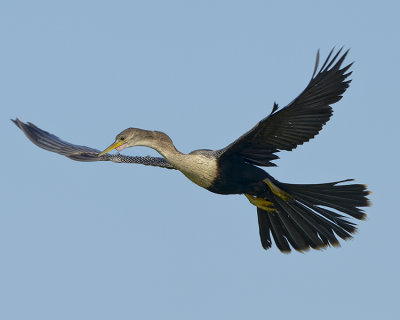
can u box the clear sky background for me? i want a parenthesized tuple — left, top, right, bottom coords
(1, 1, 398, 319)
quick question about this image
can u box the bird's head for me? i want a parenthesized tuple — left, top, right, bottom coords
(98, 128, 153, 156)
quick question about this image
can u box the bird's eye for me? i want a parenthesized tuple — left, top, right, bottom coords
(120, 136, 125, 141)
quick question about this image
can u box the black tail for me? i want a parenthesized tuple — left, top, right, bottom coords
(257, 179, 370, 253)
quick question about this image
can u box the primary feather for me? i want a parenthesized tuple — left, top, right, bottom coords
(219, 48, 352, 167)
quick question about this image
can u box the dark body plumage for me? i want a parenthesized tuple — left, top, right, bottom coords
(13, 48, 370, 253)
(209, 154, 269, 195)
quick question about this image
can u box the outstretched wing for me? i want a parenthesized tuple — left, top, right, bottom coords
(12, 119, 175, 169)
(218, 48, 353, 167)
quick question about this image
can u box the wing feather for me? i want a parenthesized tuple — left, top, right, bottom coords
(219, 48, 352, 167)
(12, 119, 175, 169)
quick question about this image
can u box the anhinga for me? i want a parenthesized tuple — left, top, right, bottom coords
(13, 48, 370, 253)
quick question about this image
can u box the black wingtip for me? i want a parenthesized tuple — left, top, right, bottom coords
(11, 118, 20, 127)
(12, 118, 34, 137)
(272, 102, 279, 113)
(311, 49, 320, 78)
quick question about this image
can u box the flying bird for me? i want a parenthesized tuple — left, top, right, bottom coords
(13, 48, 370, 253)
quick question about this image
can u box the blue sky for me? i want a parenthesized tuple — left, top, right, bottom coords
(1, 1, 398, 319)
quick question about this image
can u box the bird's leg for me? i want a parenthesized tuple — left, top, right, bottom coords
(264, 178, 293, 201)
(244, 194, 276, 212)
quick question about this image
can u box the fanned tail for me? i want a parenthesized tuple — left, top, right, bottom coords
(256, 179, 370, 253)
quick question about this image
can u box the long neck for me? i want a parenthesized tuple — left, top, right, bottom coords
(135, 129, 218, 189)
(136, 130, 185, 165)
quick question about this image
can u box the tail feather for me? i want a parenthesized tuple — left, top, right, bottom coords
(277, 198, 327, 249)
(257, 208, 272, 249)
(293, 200, 350, 241)
(299, 199, 357, 234)
(276, 208, 309, 251)
(256, 179, 370, 253)
(283, 179, 369, 220)
(286, 199, 342, 246)
(293, 192, 365, 220)
(267, 211, 291, 252)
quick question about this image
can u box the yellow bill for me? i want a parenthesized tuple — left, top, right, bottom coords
(98, 141, 125, 157)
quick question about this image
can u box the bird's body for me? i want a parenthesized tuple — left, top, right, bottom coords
(176, 151, 219, 190)
(14, 48, 370, 253)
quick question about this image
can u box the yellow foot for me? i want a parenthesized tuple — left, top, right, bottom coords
(264, 178, 293, 201)
(245, 194, 276, 212)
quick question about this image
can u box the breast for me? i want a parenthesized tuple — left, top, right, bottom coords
(175, 154, 219, 189)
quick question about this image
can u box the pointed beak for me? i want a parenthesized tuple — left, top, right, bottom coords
(98, 140, 125, 157)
